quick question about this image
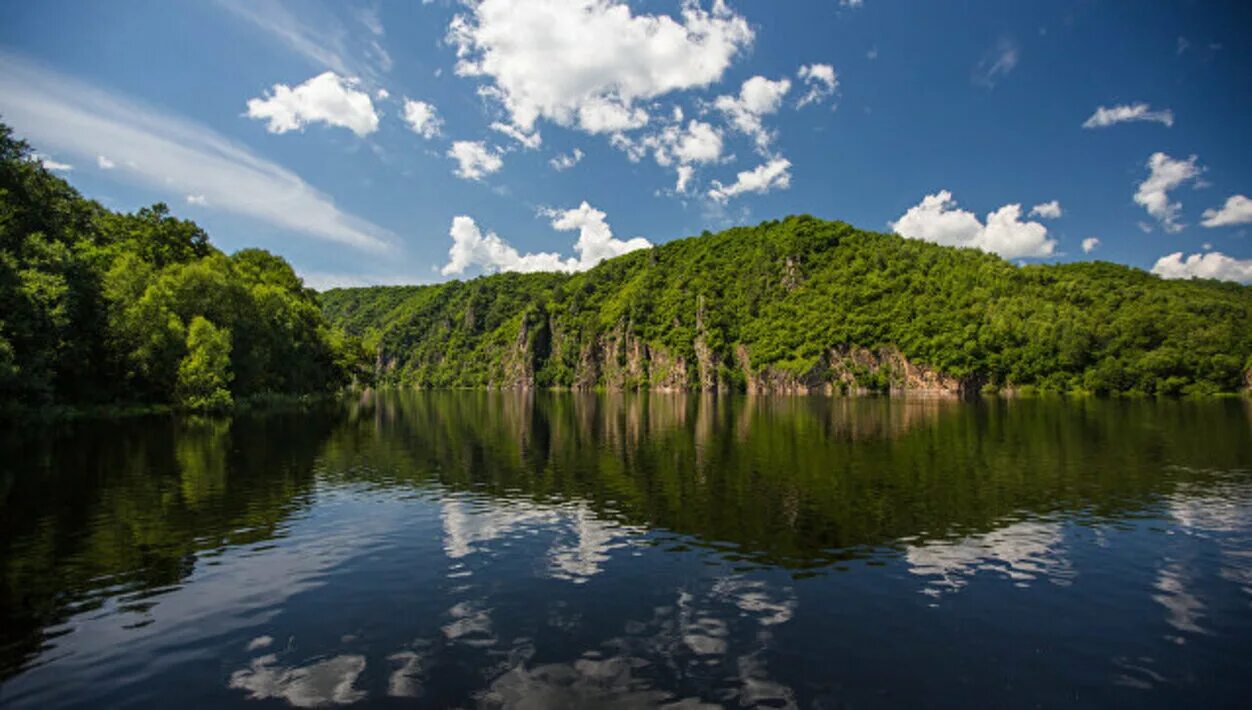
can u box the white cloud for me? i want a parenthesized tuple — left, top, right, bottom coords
(1134, 152, 1203, 233)
(447, 140, 503, 180)
(662, 120, 724, 166)
(402, 98, 443, 139)
(1029, 200, 1062, 219)
(708, 157, 792, 202)
(443, 216, 569, 275)
(447, 0, 752, 134)
(97, 155, 115, 170)
(612, 118, 724, 166)
(972, 38, 1019, 88)
(375, 88, 390, 100)
(796, 64, 837, 108)
(441, 202, 651, 276)
(675, 164, 695, 193)
(246, 71, 379, 137)
(1083, 102, 1174, 129)
(714, 75, 790, 150)
(1081, 237, 1100, 254)
(1200, 194, 1252, 228)
(35, 154, 73, 171)
(0, 52, 392, 252)
(891, 190, 1056, 258)
(549, 148, 584, 171)
(574, 98, 649, 134)
(186, 194, 208, 205)
(490, 121, 542, 149)
(548, 201, 652, 267)
(1151, 251, 1252, 283)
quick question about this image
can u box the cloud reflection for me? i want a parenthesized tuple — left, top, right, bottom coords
(229, 653, 367, 707)
(905, 520, 1074, 596)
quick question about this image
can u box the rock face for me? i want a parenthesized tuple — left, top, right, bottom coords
(378, 313, 983, 398)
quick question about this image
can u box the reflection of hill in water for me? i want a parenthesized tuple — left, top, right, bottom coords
(321, 392, 1252, 569)
(2, 393, 1250, 684)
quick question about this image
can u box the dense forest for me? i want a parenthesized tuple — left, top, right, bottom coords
(323, 218, 1252, 397)
(0, 123, 368, 413)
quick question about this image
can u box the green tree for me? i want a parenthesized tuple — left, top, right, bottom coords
(176, 316, 233, 411)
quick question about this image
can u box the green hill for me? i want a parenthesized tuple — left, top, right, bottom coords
(322, 217, 1252, 396)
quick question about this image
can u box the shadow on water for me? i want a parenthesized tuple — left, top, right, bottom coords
(1, 391, 1250, 703)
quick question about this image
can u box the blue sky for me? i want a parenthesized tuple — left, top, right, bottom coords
(1, 0, 1249, 287)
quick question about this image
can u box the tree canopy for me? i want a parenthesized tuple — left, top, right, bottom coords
(0, 122, 369, 412)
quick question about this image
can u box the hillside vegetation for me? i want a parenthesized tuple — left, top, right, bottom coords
(0, 124, 368, 413)
(323, 217, 1252, 396)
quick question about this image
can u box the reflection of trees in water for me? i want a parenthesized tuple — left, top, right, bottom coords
(321, 392, 1252, 570)
(0, 409, 340, 678)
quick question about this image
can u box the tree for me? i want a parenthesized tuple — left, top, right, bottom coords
(176, 316, 233, 411)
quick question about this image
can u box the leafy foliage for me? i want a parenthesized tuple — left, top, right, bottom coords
(323, 216, 1252, 395)
(176, 316, 233, 411)
(0, 123, 367, 411)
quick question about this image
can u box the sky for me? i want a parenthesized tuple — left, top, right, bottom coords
(1, 0, 1250, 288)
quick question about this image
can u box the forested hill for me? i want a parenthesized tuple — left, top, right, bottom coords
(322, 217, 1252, 397)
(0, 123, 368, 413)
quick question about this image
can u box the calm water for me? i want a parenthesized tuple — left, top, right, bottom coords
(2, 393, 1251, 708)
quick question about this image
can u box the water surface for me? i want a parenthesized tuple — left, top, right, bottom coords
(2, 393, 1251, 707)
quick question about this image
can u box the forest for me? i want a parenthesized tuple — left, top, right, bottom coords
(323, 218, 1252, 397)
(0, 123, 369, 413)
(5, 116, 1251, 411)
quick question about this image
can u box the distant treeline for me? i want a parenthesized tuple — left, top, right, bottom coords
(0, 123, 370, 412)
(323, 216, 1252, 396)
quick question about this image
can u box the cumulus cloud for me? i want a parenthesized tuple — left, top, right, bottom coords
(1200, 194, 1252, 228)
(447, 140, 504, 180)
(891, 190, 1056, 258)
(0, 52, 392, 252)
(675, 164, 695, 193)
(97, 155, 115, 170)
(796, 63, 837, 108)
(708, 157, 791, 202)
(35, 154, 73, 171)
(1029, 200, 1062, 219)
(1134, 152, 1203, 233)
(1151, 251, 1252, 283)
(647, 119, 724, 166)
(549, 148, 584, 171)
(490, 121, 542, 149)
(246, 71, 379, 136)
(613, 118, 722, 165)
(446, 0, 752, 134)
(1082, 237, 1100, 254)
(441, 202, 650, 275)
(612, 118, 723, 193)
(402, 98, 443, 139)
(714, 75, 790, 150)
(186, 194, 208, 205)
(972, 37, 1019, 88)
(1082, 103, 1174, 129)
(548, 201, 653, 267)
